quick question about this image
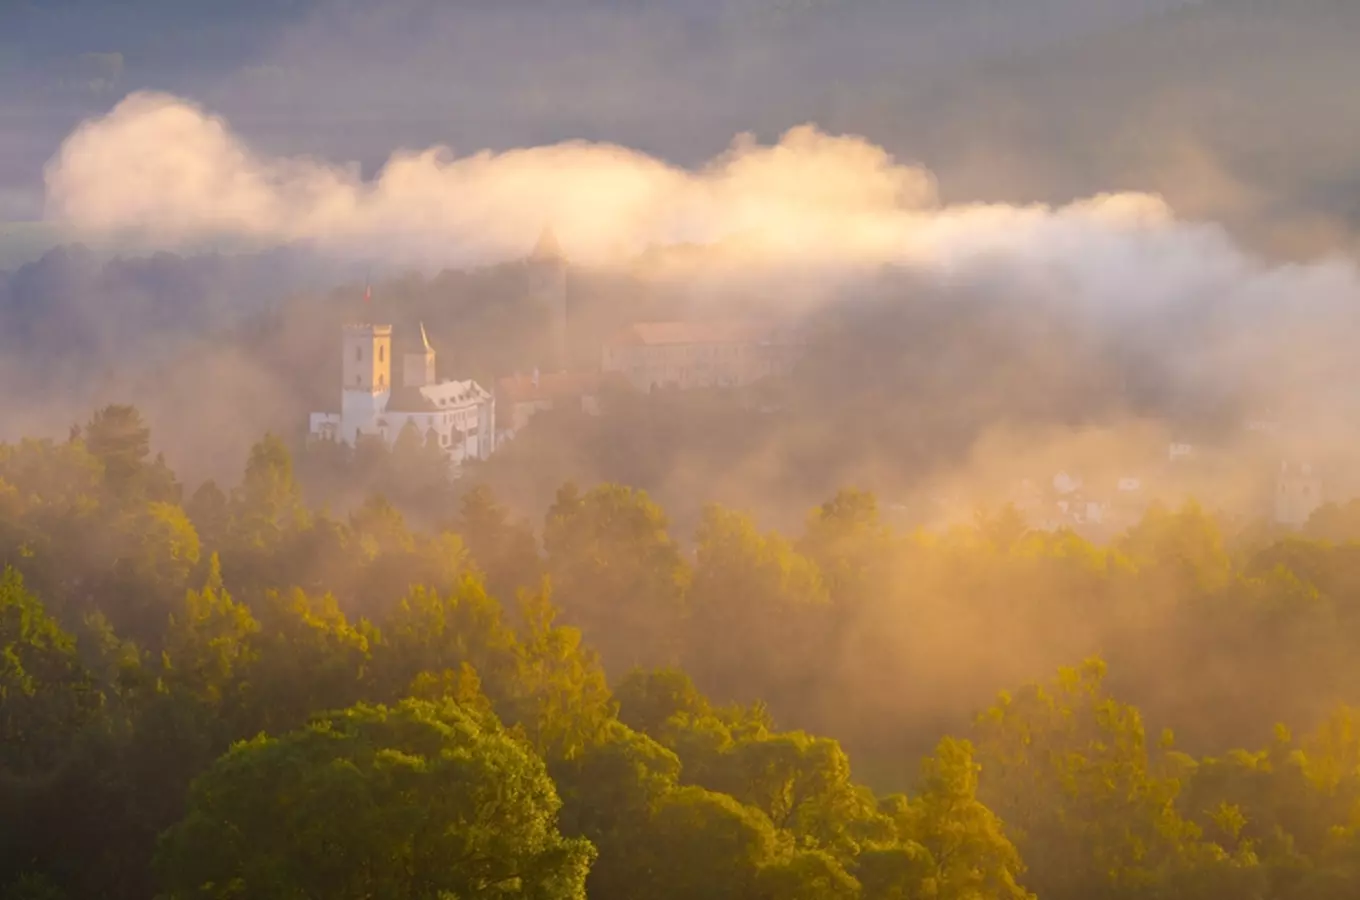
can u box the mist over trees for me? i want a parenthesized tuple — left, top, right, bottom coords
(0, 240, 1277, 535)
(5, 408, 1360, 898)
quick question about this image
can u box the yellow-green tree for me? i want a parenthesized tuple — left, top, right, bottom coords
(543, 483, 691, 674)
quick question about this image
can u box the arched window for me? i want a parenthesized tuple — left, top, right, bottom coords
(379, 345, 385, 363)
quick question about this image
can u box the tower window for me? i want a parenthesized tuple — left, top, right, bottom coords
(378, 374, 385, 388)
(379, 345, 385, 363)
(355, 346, 362, 362)
(355, 375, 361, 386)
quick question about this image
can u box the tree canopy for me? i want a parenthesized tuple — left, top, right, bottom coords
(3, 408, 1360, 900)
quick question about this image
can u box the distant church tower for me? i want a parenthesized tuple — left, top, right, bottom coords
(403, 322, 437, 388)
(527, 225, 568, 372)
(341, 322, 392, 441)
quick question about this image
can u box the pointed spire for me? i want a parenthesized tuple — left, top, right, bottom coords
(530, 225, 563, 262)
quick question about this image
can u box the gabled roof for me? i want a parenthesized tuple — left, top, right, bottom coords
(385, 383, 439, 413)
(421, 379, 491, 406)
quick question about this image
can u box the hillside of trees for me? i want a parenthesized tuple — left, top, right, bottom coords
(7, 405, 1360, 898)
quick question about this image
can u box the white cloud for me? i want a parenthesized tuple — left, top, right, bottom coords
(45, 91, 1213, 278)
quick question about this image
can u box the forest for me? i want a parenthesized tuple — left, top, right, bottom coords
(7, 404, 1360, 899)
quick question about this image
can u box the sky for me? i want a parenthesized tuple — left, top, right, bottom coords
(1, 0, 1207, 223)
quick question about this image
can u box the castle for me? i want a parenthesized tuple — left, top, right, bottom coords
(308, 318, 496, 471)
(306, 228, 569, 474)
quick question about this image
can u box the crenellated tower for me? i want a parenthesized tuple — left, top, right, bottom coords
(340, 322, 392, 440)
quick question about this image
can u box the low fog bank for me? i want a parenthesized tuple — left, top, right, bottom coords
(4, 90, 1360, 529)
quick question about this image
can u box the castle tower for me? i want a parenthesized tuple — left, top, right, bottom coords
(1275, 461, 1322, 529)
(341, 322, 392, 441)
(528, 225, 568, 372)
(403, 321, 437, 388)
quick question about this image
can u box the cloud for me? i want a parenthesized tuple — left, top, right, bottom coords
(39, 91, 1360, 423)
(44, 90, 1230, 278)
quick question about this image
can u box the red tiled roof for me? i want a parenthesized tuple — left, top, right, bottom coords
(497, 371, 600, 404)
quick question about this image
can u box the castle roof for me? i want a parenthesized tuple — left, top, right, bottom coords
(385, 383, 440, 413)
(422, 379, 490, 406)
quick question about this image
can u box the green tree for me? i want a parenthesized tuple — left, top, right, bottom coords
(184, 480, 229, 551)
(712, 730, 873, 853)
(641, 786, 783, 900)
(687, 504, 828, 706)
(229, 434, 309, 552)
(238, 587, 371, 736)
(1303, 499, 1360, 543)
(83, 405, 150, 496)
(155, 699, 596, 900)
(755, 850, 860, 900)
(550, 722, 683, 900)
(615, 667, 713, 738)
(543, 483, 691, 674)
(508, 582, 616, 761)
(457, 482, 543, 603)
(0, 567, 101, 776)
(383, 420, 455, 515)
(889, 737, 1032, 900)
(797, 488, 896, 612)
(973, 658, 1216, 900)
(1117, 501, 1233, 599)
(161, 555, 259, 714)
(371, 576, 522, 708)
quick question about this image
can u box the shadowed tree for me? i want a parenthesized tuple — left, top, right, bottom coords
(83, 405, 151, 497)
(543, 483, 691, 674)
(0, 567, 101, 777)
(456, 482, 543, 604)
(687, 504, 828, 707)
(154, 699, 595, 900)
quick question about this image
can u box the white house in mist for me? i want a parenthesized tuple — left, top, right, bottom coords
(1275, 461, 1322, 529)
(309, 318, 495, 470)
